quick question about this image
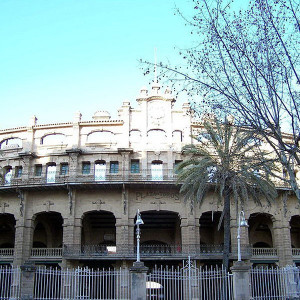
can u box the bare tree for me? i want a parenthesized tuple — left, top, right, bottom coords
(142, 0, 300, 200)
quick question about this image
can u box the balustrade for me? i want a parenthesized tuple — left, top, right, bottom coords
(0, 248, 14, 257)
(292, 248, 300, 257)
(31, 248, 62, 257)
(251, 247, 278, 257)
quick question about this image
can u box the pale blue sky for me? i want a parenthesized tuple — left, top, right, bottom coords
(0, 0, 195, 128)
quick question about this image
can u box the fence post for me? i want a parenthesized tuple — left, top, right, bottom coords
(130, 261, 148, 300)
(20, 261, 36, 300)
(231, 261, 251, 300)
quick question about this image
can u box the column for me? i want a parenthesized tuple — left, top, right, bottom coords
(13, 217, 34, 266)
(181, 217, 200, 255)
(20, 262, 36, 299)
(273, 218, 293, 266)
(66, 149, 81, 181)
(116, 218, 131, 256)
(130, 262, 148, 300)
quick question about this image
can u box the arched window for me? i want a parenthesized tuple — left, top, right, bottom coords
(0, 138, 22, 149)
(4, 166, 12, 185)
(41, 134, 66, 146)
(148, 130, 166, 144)
(172, 130, 182, 143)
(129, 130, 141, 143)
(87, 131, 115, 144)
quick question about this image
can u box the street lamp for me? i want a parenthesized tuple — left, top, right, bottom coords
(135, 209, 144, 262)
(237, 210, 249, 262)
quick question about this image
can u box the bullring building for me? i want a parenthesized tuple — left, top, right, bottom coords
(0, 81, 299, 269)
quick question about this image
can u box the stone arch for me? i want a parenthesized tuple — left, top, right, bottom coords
(172, 130, 183, 143)
(135, 210, 181, 246)
(290, 215, 300, 248)
(129, 130, 141, 144)
(81, 210, 116, 246)
(87, 131, 115, 144)
(248, 213, 274, 248)
(0, 137, 22, 149)
(0, 213, 16, 248)
(199, 211, 224, 245)
(41, 133, 66, 145)
(32, 212, 63, 248)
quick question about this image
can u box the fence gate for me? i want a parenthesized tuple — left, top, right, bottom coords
(147, 259, 233, 300)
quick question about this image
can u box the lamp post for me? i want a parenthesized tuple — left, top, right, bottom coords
(135, 209, 144, 262)
(237, 210, 249, 262)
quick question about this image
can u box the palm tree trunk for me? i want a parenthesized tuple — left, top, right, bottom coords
(223, 188, 231, 270)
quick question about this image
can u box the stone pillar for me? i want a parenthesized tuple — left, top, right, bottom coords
(13, 218, 34, 266)
(130, 261, 148, 300)
(66, 149, 81, 181)
(128, 218, 135, 257)
(273, 219, 293, 266)
(181, 217, 200, 255)
(231, 261, 251, 300)
(62, 216, 82, 268)
(20, 261, 36, 299)
(116, 218, 130, 256)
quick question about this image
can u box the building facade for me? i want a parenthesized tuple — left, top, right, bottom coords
(0, 82, 299, 269)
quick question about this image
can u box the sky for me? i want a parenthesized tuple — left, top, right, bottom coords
(0, 0, 196, 129)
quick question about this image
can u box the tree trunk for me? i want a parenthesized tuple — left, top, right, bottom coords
(223, 189, 231, 270)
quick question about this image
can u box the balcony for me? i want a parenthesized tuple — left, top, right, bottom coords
(251, 247, 278, 260)
(63, 244, 226, 260)
(292, 248, 300, 258)
(0, 248, 14, 261)
(30, 248, 62, 260)
(0, 168, 178, 189)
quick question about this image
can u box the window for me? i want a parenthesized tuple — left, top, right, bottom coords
(95, 161, 106, 181)
(35, 165, 42, 176)
(4, 167, 12, 185)
(46, 164, 56, 183)
(131, 160, 140, 173)
(110, 161, 119, 174)
(151, 161, 163, 181)
(60, 163, 69, 175)
(174, 160, 183, 174)
(15, 166, 23, 178)
(82, 162, 91, 175)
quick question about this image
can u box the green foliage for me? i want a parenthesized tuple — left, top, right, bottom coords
(176, 118, 278, 208)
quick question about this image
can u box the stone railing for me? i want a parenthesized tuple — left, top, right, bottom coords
(0, 248, 14, 257)
(31, 247, 62, 257)
(251, 247, 278, 257)
(292, 248, 300, 257)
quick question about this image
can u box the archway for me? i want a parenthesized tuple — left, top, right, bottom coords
(199, 211, 224, 253)
(248, 213, 274, 248)
(32, 212, 63, 248)
(0, 214, 15, 249)
(135, 210, 181, 248)
(81, 211, 116, 246)
(290, 215, 300, 248)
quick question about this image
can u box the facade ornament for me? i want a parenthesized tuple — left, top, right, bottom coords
(43, 201, 54, 212)
(16, 188, 24, 217)
(0, 201, 9, 214)
(92, 200, 105, 211)
(122, 184, 127, 215)
(68, 185, 73, 215)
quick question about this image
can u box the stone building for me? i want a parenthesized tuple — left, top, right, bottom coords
(0, 81, 299, 269)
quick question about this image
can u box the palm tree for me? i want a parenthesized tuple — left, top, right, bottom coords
(176, 118, 278, 269)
